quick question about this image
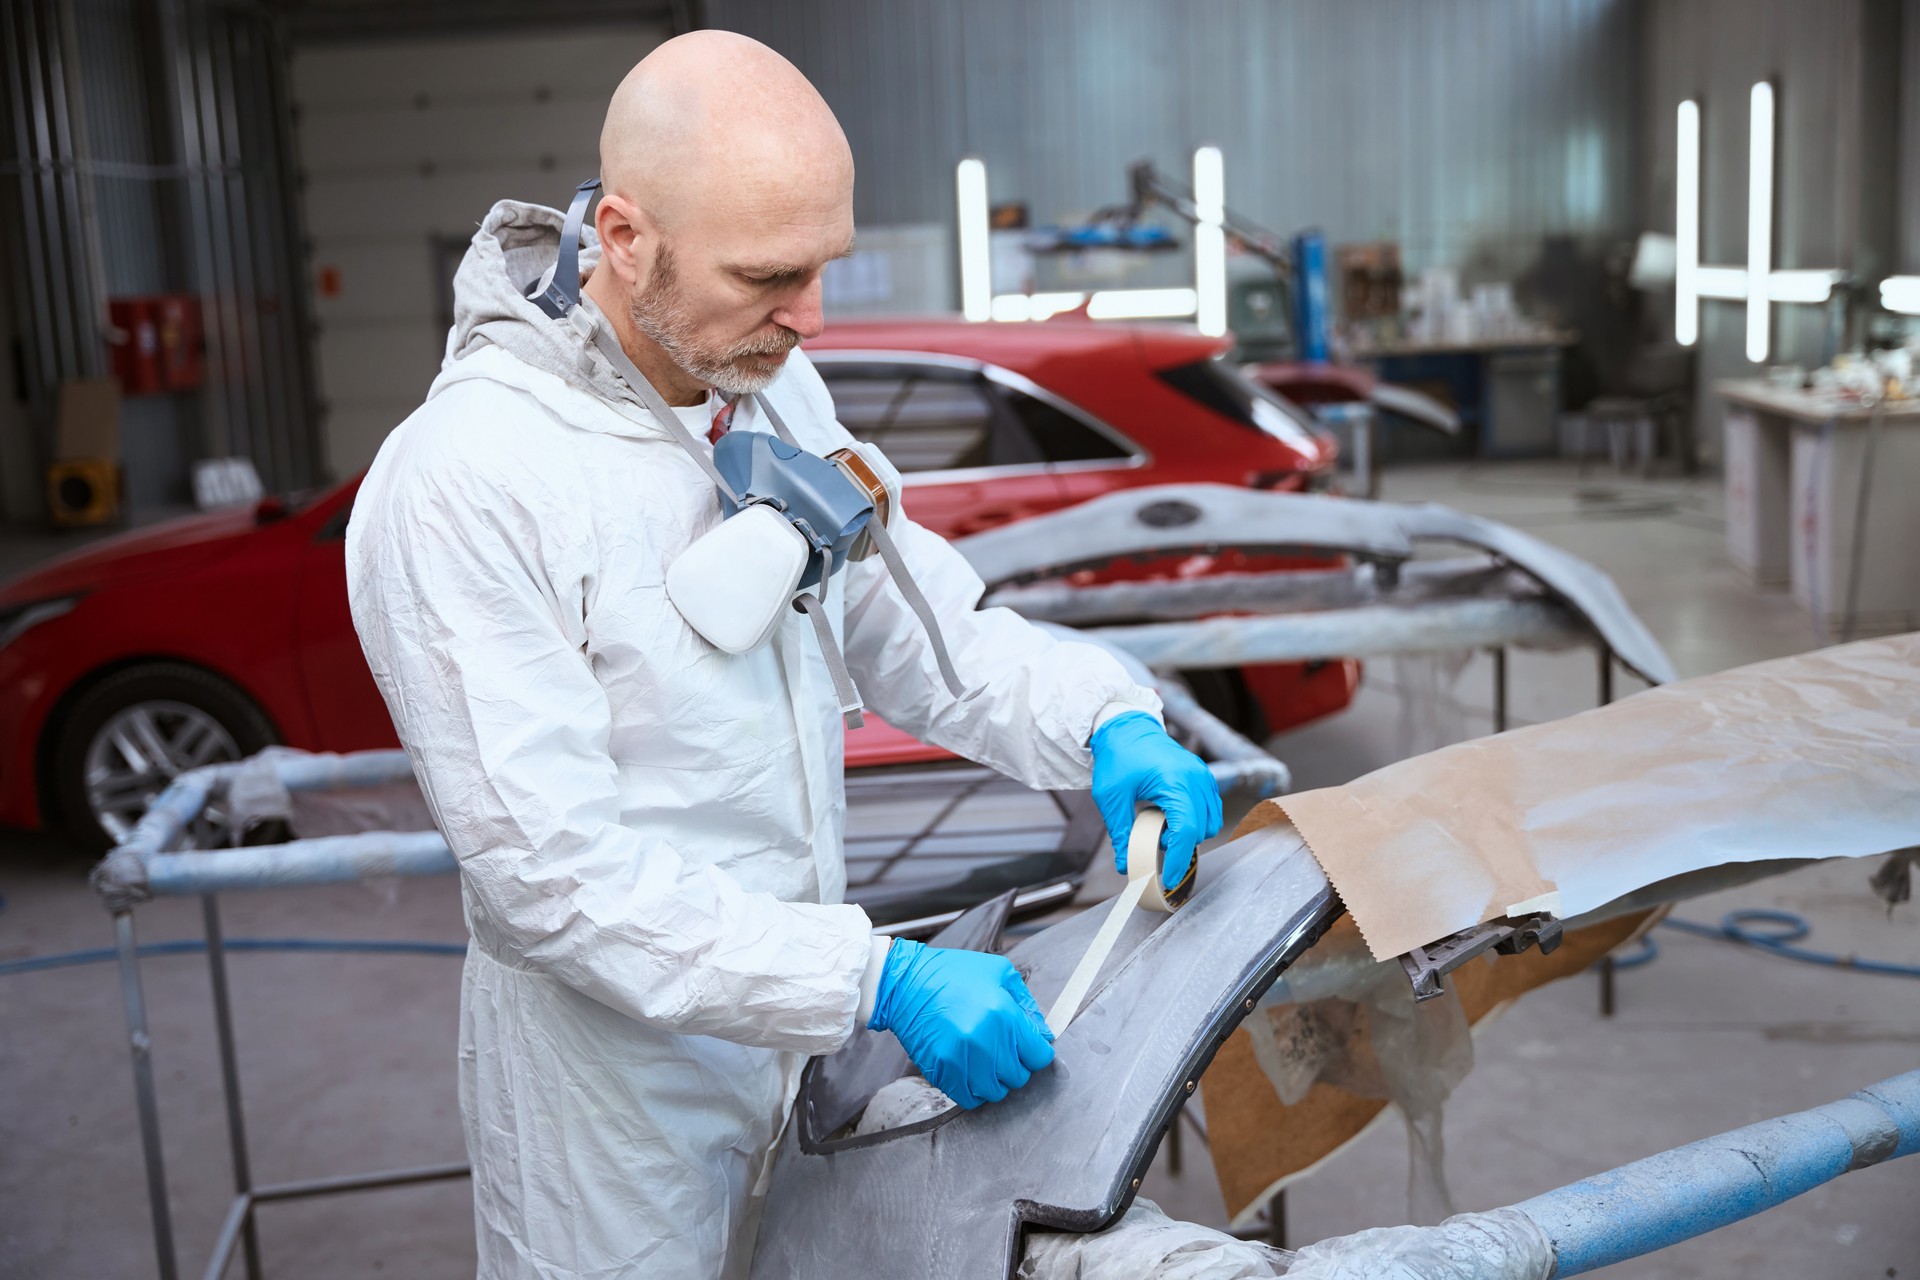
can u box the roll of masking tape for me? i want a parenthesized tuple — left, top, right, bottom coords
(1045, 805, 1193, 1031)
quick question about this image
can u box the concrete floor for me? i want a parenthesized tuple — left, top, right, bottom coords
(2, 459, 1916, 1278)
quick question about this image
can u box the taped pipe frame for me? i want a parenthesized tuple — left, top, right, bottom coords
(994, 561, 1595, 669)
(1517, 1069, 1920, 1276)
(90, 660, 1296, 1280)
(88, 750, 470, 1280)
(1285, 1069, 1920, 1278)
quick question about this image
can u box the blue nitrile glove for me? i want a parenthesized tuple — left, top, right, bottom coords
(867, 939, 1056, 1110)
(1090, 711, 1223, 892)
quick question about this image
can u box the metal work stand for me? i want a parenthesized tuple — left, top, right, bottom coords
(109, 897, 470, 1280)
(91, 713, 1278, 1280)
(1594, 644, 1620, 1020)
(92, 753, 469, 1280)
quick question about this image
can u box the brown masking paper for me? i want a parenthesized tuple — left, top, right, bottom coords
(1271, 633, 1920, 961)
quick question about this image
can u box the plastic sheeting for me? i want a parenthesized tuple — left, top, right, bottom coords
(224, 746, 436, 840)
(853, 1076, 951, 1135)
(1243, 927, 1473, 1225)
(1274, 1209, 1554, 1280)
(1017, 1200, 1292, 1280)
(1278, 633, 1920, 959)
(1200, 909, 1656, 1227)
(1012, 1201, 1550, 1280)
(1386, 651, 1474, 761)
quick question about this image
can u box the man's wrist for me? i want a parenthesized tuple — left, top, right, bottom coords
(1090, 698, 1161, 744)
(857, 935, 894, 1028)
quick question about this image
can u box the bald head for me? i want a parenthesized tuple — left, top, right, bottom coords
(600, 31, 853, 231)
(584, 31, 855, 403)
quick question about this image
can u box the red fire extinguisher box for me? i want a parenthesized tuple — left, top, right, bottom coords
(108, 294, 203, 394)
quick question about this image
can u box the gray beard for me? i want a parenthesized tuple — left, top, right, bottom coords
(630, 247, 800, 395)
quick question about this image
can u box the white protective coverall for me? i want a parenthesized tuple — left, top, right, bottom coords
(345, 199, 1161, 1279)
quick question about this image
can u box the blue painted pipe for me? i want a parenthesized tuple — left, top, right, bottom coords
(144, 831, 455, 896)
(1207, 759, 1292, 799)
(1516, 1069, 1920, 1275)
(274, 750, 417, 792)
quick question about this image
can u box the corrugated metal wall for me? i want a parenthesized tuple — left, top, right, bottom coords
(1903, 0, 1920, 272)
(66, 0, 198, 511)
(705, 0, 1642, 287)
(0, 0, 321, 516)
(1641, 0, 1900, 453)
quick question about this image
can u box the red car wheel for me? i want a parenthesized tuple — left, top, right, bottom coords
(49, 661, 279, 851)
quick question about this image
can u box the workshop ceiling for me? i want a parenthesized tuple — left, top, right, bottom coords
(267, 0, 683, 44)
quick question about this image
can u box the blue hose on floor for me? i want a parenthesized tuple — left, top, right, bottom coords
(1641, 908, 1920, 979)
(0, 936, 467, 977)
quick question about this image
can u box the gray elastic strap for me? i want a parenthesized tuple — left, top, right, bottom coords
(813, 541, 833, 610)
(759, 387, 969, 702)
(795, 591, 865, 729)
(582, 316, 745, 506)
(751, 389, 802, 446)
(863, 517, 973, 702)
(580, 310, 862, 728)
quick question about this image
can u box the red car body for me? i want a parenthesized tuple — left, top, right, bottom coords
(0, 318, 1358, 837)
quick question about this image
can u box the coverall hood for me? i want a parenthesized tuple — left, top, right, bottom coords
(439, 197, 671, 441)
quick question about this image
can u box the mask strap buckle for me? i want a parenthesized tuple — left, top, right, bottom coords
(753, 393, 974, 704)
(530, 178, 601, 320)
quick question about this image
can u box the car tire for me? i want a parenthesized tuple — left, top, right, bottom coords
(50, 662, 279, 853)
(1176, 668, 1269, 743)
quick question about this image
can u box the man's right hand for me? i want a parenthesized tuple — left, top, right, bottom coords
(867, 939, 1056, 1109)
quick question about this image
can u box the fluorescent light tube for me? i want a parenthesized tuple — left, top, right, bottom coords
(1695, 266, 1749, 300)
(989, 294, 1029, 323)
(1086, 288, 1199, 320)
(1675, 99, 1700, 345)
(1027, 291, 1086, 321)
(1767, 270, 1840, 304)
(988, 292, 1087, 323)
(1746, 83, 1773, 362)
(1880, 276, 1920, 315)
(956, 158, 991, 323)
(1193, 146, 1226, 337)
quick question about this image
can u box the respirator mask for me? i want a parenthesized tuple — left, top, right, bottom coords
(530, 178, 973, 727)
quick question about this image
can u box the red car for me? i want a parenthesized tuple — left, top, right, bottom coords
(0, 318, 1357, 848)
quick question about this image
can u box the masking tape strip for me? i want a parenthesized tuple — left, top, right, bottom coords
(1045, 807, 1178, 1031)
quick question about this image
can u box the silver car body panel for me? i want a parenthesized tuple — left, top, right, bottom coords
(750, 822, 1340, 1280)
(956, 485, 1675, 685)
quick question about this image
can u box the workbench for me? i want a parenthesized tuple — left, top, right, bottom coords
(1352, 331, 1576, 458)
(1717, 379, 1920, 635)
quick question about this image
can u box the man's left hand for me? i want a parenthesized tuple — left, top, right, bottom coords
(1089, 711, 1223, 892)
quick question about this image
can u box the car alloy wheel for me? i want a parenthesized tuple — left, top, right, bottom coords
(83, 700, 242, 844)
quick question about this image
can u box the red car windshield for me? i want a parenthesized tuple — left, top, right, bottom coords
(1157, 357, 1326, 456)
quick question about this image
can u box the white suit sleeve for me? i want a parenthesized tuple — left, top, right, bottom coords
(839, 506, 1162, 791)
(349, 444, 877, 1055)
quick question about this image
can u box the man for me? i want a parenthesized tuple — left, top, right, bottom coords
(347, 30, 1220, 1279)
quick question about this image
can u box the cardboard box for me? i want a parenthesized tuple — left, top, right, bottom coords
(54, 377, 122, 462)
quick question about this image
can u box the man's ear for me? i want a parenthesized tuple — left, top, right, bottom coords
(593, 194, 653, 287)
